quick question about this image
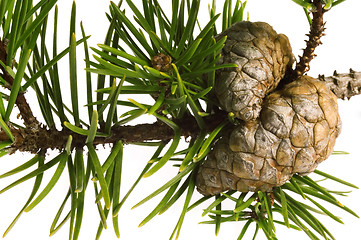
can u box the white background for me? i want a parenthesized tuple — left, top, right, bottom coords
(0, 0, 360, 240)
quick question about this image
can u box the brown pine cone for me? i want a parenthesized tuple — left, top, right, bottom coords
(196, 76, 341, 196)
(215, 21, 294, 121)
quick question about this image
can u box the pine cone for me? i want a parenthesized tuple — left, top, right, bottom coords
(196, 76, 341, 196)
(215, 21, 294, 121)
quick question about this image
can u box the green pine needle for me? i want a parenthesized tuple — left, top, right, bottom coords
(5, 49, 31, 121)
(0, 115, 14, 142)
(142, 113, 181, 178)
(0, 152, 66, 194)
(87, 144, 111, 210)
(2, 155, 45, 238)
(24, 151, 68, 212)
(85, 110, 99, 144)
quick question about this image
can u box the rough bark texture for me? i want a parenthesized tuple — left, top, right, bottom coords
(196, 76, 341, 196)
(319, 69, 361, 99)
(1, 111, 228, 153)
(215, 21, 294, 121)
(295, 0, 325, 76)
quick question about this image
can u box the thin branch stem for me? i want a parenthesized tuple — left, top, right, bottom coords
(0, 39, 40, 129)
(295, 0, 325, 77)
(1, 111, 227, 153)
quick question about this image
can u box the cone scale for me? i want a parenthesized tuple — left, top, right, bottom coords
(215, 21, 294, 121)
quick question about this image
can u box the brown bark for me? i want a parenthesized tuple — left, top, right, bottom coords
(318, 69, 361, 99)
(1, 110, 227, 153)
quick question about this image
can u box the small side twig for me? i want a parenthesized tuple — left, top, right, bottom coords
(0, 39, 40, 129)
(295, 0, 326, 77)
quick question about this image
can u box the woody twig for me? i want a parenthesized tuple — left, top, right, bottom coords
(295, 0, 326, 77)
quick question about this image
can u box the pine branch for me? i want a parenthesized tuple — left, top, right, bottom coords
(0, 110, 227, 153)
(0, 70, 360, 154)
(0, 2, 357, 240)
